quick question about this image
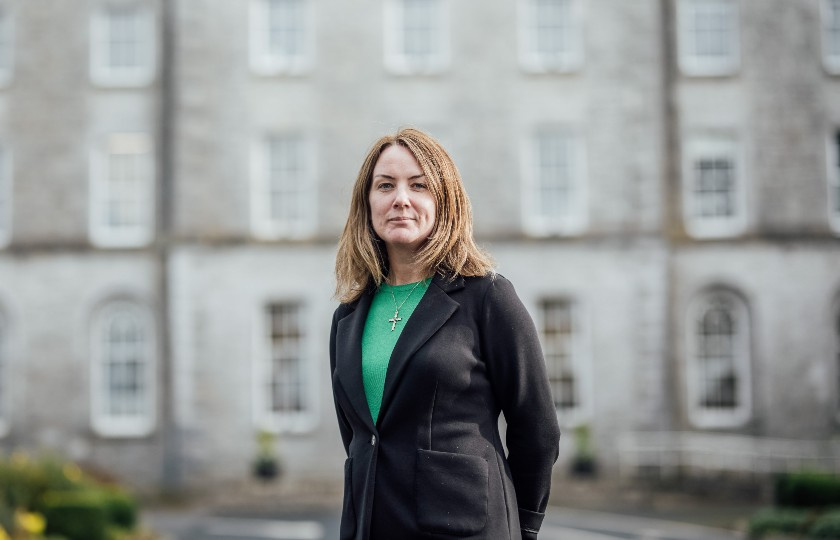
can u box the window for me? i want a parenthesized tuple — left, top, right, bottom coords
(682, 134, 746, 238)
(0, 6, 13, 86)
(686, 290, 752, 428)
(255, 303, 315, 432)
(251, 133, 315, 239)
(90, 133, 154, 247)
(540, 299, 588, 426)
(384, 0, 449, 75)
(91, 302, 156, 437)
(523, 129, 587, 236)
(519, 0, 583, 73)
(823, 0, 840, 73)
(250, 0, 312, 75)
(829, 131, 840, 234)
(0, 145, 10, 248)
(90, 4, 156, 87)
(677, 0, 740, 76)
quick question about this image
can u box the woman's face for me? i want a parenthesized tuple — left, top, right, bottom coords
(369, 144, 436, 256)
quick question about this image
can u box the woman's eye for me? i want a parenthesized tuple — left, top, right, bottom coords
(377, 182, 393, 190)
(412, 182, 427, 190)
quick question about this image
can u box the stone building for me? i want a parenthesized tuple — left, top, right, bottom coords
(0, 0, 838, 492)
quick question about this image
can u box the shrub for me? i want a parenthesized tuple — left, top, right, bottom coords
(747, 507, 812, 539)
(101, 489, 137, 529)
(809, 509, 840, 539)
(42, 491, 108, 540)
(774, 471, 840, 508)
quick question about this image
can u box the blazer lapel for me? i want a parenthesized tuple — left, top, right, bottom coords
(334, 290, 376, 431)
(377, 275, 464, 426)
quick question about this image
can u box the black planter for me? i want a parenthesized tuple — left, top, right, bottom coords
(253, 457, 280, 481)
(570, 456, 598, 477)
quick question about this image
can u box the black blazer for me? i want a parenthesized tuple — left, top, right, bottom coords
(330, 273, 561, 540)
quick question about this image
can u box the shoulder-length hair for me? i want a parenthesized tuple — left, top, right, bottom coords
(335, 128, 493, 303)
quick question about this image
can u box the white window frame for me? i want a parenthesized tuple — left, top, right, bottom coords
(384, 0, 450, 75)
(90, 3, 157, 87)
(522, 128, 588, 236)
(518, 0, 584, 74)
(89, 133, 155, 248)
(0, 6, 14, 87)
(90, 301, 157, 438)
(685, 289, 752, 428)
(250, 0, 313, 76)
(250, 133, 316, 239)
(681, 134, 747, 238)
(828, 130, 840, 234)
(677, 0, 740, 76)
(0, 145, 11, 248)
(823, 0, 840, 74)
(538, 298, 590, 428)
(253, 301, 318, 433)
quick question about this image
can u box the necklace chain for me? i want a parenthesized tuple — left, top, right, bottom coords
(386, 280, 424, 331)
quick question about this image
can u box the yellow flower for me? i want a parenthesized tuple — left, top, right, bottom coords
(0, 525, 10, 540)
(16, 510, 46, 535)
(63, 462, 83, 483)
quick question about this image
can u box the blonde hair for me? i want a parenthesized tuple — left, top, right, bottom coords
(335, 128, 494, 303)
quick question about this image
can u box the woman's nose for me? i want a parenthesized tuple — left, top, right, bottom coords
(393, 185, 411, 207)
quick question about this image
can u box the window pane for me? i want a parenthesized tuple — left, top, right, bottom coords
(689, 0, 734, 60)
(107, 7, 144, 70)
(402, 0, 438, 60)
(541, 300, 577, 411)
(267, 135, 306, 226)
(267, 304, 305, 415)
(828, 0, 840, 58)
(696, 295, 738, 410)
(267, 0, 305, 58)
(536, 133, 574, 220)
(102, 307, 148, 419)
(693, 156, 735, 219)
(0, 8, 9, 75)
(534, 0, 572, 57)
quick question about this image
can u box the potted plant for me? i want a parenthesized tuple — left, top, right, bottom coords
(252, 430, 282, 482)
(569, 424, 598, 477)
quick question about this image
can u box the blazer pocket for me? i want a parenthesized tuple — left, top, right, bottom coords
(415, 448, 489, 536)
(340, 457, 356, 539)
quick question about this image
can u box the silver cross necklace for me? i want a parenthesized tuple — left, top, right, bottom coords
(387, 280, 424, 331)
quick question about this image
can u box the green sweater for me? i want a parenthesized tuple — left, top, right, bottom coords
(361, 278, 431, 423)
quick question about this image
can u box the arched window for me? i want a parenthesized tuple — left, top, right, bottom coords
(91, 302, 156, 437)
(686, 289, 751, 427)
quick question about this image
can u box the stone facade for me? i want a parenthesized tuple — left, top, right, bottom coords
(0, 0, 838, 492)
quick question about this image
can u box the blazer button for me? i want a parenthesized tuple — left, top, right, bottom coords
(370, 435, 376, 446)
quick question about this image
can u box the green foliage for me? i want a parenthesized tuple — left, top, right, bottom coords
(42, 491, 107, 540)
(747, 507, 812, 538)
(0, 453, 141, 540)
(809, 509, 840, 539)
(101, 489, 137, 529)
(774, 471, 840, 508)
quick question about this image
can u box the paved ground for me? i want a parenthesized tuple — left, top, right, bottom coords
(144, 504, 746, 540)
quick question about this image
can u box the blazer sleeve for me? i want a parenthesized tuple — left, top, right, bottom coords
(329, 306, 353, 456)
(480, 276, 561, 540)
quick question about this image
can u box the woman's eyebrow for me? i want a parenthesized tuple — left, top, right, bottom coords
(373, 173, 426, 180)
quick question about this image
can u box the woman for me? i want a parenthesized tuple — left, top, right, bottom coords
(330, 128, 561, 540)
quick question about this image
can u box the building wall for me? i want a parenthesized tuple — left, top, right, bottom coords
(0, 0, 838, 492)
